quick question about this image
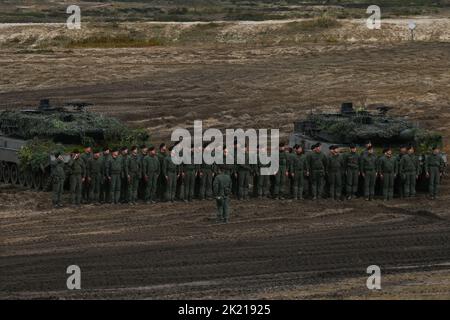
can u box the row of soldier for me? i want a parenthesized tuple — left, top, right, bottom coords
(50, 141, 446, 207)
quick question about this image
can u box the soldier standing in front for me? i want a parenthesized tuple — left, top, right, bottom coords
(213, 165, 233, 223)
(425, 146, 445, 200)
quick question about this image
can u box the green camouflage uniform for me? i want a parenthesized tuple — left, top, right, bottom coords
(237, 152, 252, 200)
(182, 156, 197, 202)
(378, 155, 398, 200)
(255, 154, 271, 198)
(68, 157, 86, 205)
(360, 153, 377, 199)
(80, 152, 92, 203)
(399, 154, 420, 197)
(327, 153, 344, 200)
(287, 151, 297, 198)
(157, 151, 167, 201)
(199, 161, 214, 200)
(120, 154, 129, 203)
(138, 152, 147, 201)
(213, 172, 233, 223)
(395, 152, 407, 198)
(127, 154, 142, 204)
(99, 153, 111, 203)
(425, 153, 445, 198)
(221, 153, 236, 178)
(274, 150, 288, 199)
(162, 154, 178, 202)
(343, 152, 359, 198)
(143, 154, 160, 203)
(51, 158, 65, 206)
(231, 146, 241, 196)
(87, 156, 103, 203)
(306, 151, 327, 199)
(291, 153, 307, 200)
(108, 156, 123, 204)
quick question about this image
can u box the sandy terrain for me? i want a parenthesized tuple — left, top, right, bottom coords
(1, 19, 450, 148)
(1, 18, 449, 299)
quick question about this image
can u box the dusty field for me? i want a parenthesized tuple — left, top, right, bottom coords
(1, 180, 450, 299)
(1, 18, 450, 299)
(1, 20, 450, 148)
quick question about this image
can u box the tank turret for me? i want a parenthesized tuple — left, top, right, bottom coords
(291, 102, 443, 152)
(0, 99, 148, 190)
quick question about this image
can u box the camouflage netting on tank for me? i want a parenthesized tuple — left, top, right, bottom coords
(0, 110, 131, 141)
(3, 110, 150, 170)
(311, 114, 414, 141)
(415, 130, 443, 153)
(18, 128, 149, 171)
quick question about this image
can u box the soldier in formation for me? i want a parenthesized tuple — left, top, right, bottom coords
(327, 145, 343, 201)
(291, 144, 308, 200)
(425, 146, 446, 200)
(81, 146, 92, 204)
(108, 149, 123, 204)
(378, 148, 398, 201)
(306, 143, 327, 200)
(143, 146, 160, 204)
(274, 142, 289, 200)
(127, 146, 141, 205)
(162, 146, 179, 202)
(360, 146, 378, 201)
(50, 152, 65, 208)
(343, 144, 360, 200)
(254, 145, 271, 199)
(87, 149, 102, 204)
(50, 142, 446, 208)
(68, 149, 85, 206)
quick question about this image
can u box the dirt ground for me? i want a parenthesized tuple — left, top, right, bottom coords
(1, 19, 450, 299)
(1, 41, 449, 148)
(1, 181, 449, 299)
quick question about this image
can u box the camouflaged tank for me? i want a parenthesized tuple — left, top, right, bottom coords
(0, 99, 148, 190)
(290, 102, 443, 153)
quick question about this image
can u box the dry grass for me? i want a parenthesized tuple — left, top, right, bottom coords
(65, 36, 163, 49)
